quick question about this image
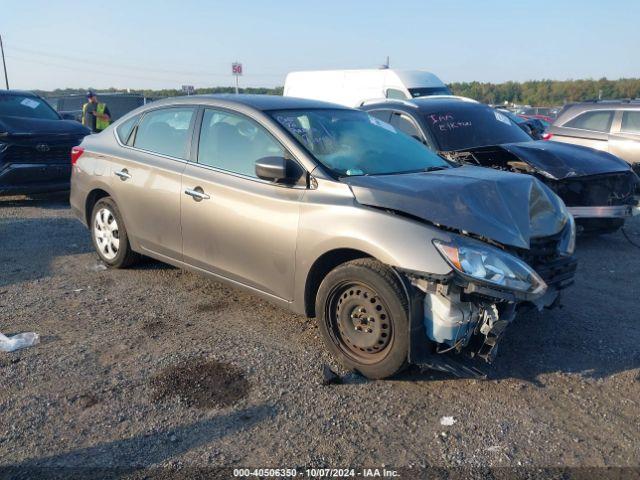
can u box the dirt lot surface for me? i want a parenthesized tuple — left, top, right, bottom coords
(0, 193, 639, 477)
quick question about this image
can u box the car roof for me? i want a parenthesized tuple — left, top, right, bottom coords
(149, 94, 350, 111)
(562, 101, 640, 111)
(363, 96, 483, 112)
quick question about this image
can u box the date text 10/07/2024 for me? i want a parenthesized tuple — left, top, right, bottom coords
(233, 468, 400, 478)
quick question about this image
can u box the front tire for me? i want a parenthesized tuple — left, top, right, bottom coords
(316, 259, 409, 379)
(90, 197, 139, 268)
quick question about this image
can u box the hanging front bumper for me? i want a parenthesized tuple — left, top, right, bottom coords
(568, 204, 638, 218)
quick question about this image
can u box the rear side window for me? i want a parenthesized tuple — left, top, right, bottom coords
(620, 111, 640, 135)
(133, 107, 195, 159)
(564, 110, 613, 132)
(198, 109, 286, 178)
(116, 115, 140, 145)
(386, 89, 408, 100)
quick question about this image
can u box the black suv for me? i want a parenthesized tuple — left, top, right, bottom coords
(0, 90, 90, 195)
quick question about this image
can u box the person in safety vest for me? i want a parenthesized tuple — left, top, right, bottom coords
(82, 91, 111, 133)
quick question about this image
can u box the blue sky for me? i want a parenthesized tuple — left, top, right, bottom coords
(1, 0, 638, 90)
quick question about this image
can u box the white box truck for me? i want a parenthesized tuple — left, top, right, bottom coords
(283, 69, 451, 107)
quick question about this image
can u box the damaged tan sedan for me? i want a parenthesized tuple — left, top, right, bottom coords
(70, 95, 577, 379)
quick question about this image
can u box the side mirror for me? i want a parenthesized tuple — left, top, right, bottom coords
(255, 156, 303, 184)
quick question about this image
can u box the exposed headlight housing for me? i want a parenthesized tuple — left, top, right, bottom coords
(433, 237, 547, 296)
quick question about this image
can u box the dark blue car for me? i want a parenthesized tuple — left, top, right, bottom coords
(0, 90, 90, 195)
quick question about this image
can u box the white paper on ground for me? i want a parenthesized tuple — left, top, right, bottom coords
(439, 416, 457, 426)
(0, 332, 40, 352)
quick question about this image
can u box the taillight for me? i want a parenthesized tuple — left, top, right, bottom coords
(71, 146, 84, 165)
(541, 133, 553, 141)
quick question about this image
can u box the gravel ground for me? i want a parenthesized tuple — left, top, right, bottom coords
(0, 193, 639, 476)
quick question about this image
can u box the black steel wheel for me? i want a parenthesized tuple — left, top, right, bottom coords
(316, 259, 409, 379)
(331, 282, 394, 363)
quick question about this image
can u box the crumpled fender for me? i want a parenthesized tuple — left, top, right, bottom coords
(500, 141, 631, 180)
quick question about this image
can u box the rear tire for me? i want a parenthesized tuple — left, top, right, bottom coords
(90, 197, 140, 268)
(316, 259, 409, 379)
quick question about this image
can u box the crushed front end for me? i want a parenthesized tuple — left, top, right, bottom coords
(402, 183, 578, 375)
(543, 171, 640, 231)
(441, 145, 640, 231)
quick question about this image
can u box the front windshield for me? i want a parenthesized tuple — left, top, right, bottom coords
(269, 109, 449, 176)
(423, 104, 532, 151)
(0, 94, 60, 120)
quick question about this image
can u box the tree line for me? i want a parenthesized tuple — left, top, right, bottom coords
(36, 86, 283, 99)
(448, 78, 640, 106)
(36, 78, 640, 107)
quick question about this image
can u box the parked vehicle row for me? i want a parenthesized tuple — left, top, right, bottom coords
(70, 95, 578, 379)
(360, 97, 640, 234)
(4, 73, 639, 379)
(495, 108, 550, 140)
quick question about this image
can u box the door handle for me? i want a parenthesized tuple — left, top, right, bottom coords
(114, 169, 131, 181)
(184, 187, 210, 201)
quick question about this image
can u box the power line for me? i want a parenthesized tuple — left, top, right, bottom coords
(6, 55, 191, 83)
(6, 44, 285, 78)
(6, 54, 286, 87)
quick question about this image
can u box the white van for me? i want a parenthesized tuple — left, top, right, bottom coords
(283, 69, 451, 107)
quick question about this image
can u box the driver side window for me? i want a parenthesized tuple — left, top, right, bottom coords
(198, 109, 286, 178)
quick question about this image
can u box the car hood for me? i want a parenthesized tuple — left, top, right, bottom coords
(497, 140, 631, 180)
(0, 115, 90, 137)
(342, 166, 568, 249)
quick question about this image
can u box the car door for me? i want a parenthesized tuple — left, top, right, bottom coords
(109, 106, 197, 260)
(608, 109, 640, 166)
(181, 107, 304, 301)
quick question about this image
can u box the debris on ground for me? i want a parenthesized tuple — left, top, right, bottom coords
(440, 416, 457, 426)
(0, 331, 40, 352)
(321, 364, 342, 386)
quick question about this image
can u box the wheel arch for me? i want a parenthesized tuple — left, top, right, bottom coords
(85, 188, 112, 226)
(303, 248, 375, 318)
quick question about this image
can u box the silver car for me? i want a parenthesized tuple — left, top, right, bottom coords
(70, 95, 577, 379)
(549, 101, 640, 174)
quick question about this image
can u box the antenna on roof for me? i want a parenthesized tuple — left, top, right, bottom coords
(380, 56, 390, 69)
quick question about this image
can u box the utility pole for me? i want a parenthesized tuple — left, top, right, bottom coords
(0, 34, 9, 90)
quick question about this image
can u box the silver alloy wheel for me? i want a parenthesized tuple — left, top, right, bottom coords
(93, 207, 120, 260)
